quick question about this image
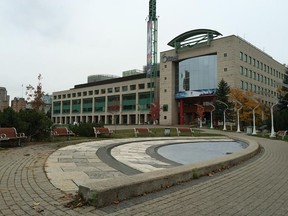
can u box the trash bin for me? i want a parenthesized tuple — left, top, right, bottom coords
(164, 128, 171, 136)
(246, 126, 253, 135)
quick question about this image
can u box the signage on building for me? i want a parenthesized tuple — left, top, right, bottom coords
(162, 54, 179, 63)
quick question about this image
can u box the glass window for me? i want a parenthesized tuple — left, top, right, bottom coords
(114, 87, 120, 92)
(94, 90, 99, 95)
(122, 86, 128, 91)
(108, 88, 113, 93)
(138, 83, 145, 89)
(101, 89, 106, 94)
(240, 52, 243, 60)
(163, 104, 168, 112)
(177, 55, 217, 98)
(130, 85, 136, 90)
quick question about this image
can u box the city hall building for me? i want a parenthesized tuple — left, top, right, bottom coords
(51, 29, 287, 126)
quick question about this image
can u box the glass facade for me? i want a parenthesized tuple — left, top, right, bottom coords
(176, 55, 217, 98)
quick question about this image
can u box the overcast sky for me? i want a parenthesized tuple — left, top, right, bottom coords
(1, 0, 287, 101)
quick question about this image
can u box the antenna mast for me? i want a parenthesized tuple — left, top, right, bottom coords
(147, 0, 158, 103)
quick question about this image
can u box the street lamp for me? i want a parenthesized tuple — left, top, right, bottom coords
(233, 100, 243, 133)
(252, 103, 260, 135)
(207, 102, 215, 129)
(216, 100, 228, 131)
(269, 102, 278, 138)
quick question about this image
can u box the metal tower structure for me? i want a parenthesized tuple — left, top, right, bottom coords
(147, 0, 158, 103)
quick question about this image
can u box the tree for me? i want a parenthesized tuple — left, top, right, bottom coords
(26, 74, 46, 112)
(0, 107, 21, 128)
(150, 100, 160, 124)
(18, 109, 52, 141)
(229, 88, 264, 126)
(214, 79, 233, 123)
(195, 104, 204, 127)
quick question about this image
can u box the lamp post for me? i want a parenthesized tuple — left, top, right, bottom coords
(233, 100, 243, 133)
(252, 103, 260, 135)
(216, 100, 228, 131)
(269, 102, 278, 138)
(207, 102, 215, 129)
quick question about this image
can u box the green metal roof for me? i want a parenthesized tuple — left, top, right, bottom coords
(167, 29, 222, 50)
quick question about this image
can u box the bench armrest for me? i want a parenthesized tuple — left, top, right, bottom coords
(0, 133, 6, 138)
(16, 133, 26, 138)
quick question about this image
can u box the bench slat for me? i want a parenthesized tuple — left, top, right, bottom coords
(93, 127, 113, 138)
(0, 127, 27, 146)
(276, 130, 287, 140)
(51, 127, 75, 140)
(176, 127, 194, 136)
(134, 128, 152, 137)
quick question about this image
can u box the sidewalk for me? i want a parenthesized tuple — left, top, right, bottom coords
(0, 130, 288, 215)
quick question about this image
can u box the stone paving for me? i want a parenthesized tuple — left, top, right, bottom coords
(0, 130, 288, 215)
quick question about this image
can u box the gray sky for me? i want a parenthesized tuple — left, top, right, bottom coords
(1, 0, 287, 101)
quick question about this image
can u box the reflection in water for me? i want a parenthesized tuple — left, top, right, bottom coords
(158, 141, 247, 165)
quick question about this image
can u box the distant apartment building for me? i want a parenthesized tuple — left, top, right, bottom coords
(11, 97, 27, 112)
(0, 87, 9, 111)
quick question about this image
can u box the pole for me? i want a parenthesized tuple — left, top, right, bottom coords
(270, 103, 277, 138)
(216, 100, 228, 131)
(209, 103, 215, 129)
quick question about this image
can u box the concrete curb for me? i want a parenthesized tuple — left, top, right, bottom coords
(78, 135, 260, 208)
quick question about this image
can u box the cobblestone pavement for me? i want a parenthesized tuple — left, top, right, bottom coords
(1, 130, 288, 215)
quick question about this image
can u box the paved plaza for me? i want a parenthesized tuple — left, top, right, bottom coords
(1, 129, 288, 215)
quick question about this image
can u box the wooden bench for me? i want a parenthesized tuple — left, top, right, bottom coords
(134, 128, 153, 137)
(51, 127, 75, 140)
(176, 127, 194, 136)
(276, 130, 287, 140)
(0, 127, 27, 146)
(93, 127, 113, 138)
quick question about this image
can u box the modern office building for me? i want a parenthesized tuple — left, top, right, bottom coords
(52, 73, 158, 125)
(51, 29, 287, 126)
(0, 87, 9, 112)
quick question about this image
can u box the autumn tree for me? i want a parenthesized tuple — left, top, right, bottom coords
(229, 88, 264, 126)
(150, 100, 160, 124)
(195, 104, 204, 128)
(26, 74, 46, 112)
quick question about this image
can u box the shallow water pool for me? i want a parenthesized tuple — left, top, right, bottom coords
(157, 141, 247, 165)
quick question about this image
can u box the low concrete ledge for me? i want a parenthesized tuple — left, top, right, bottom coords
(79, 136, 260, 208)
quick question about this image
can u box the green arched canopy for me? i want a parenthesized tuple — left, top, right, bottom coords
(167, 29, 222, 51)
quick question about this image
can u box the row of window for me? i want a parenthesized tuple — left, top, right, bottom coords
(53, 92, 158, 115)
(240, 66, 279, 87)
(239, 80, 278, 98)
(240, 51, 284, 79)
(54, 82, 154, 100)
